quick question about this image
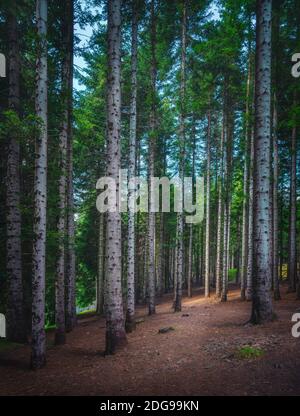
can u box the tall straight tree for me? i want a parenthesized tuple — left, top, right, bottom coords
(250, 0, 273, 324)
(54, 0, 73, 346)
(97, 213, 105, 315)
(6, 0, 27, 344)
(204, 110, 211, 298)
(187, 125, 196, 298)
(246, 130, 254, 301)
(215, 113, 224, 298)
(174, 0, 187, 312)
(105, 0, 127, 353)
(31, 0, 48, 369)
(126, 0, 138, 332)
(240, 54, 252, 301)
(65, 0, 76, 333)
(148, 0, 157, 315)
(271, 1, 281, 300)
(272, 95, 281, 300)
(287, 94, 297, 293)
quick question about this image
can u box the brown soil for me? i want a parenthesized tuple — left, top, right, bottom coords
(1, 285, 300, 396)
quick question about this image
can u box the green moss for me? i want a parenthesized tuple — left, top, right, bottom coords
(236, 345, 265, 359)
(228, 269, 237, 282)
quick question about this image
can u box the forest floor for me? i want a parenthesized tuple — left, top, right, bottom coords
(0, 284, 300, 396)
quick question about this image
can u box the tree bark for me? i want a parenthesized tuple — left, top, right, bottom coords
(126, 0, 138, 332)
(287, 95, 297, 293)
(174, 0, 187, 312)
(31, 0, 48, 370)
(204, 110, 211, 298)
(55, 0, 72, 346)
(187, 121, 196, 298)
(250, 0, 273, 324)
(96, 213, 105, 315)
(272, 95, 281, 300)
(65, 0, 76, 333)
(246, 130, 254, 301)
(215, 114, 224, 298)
(105, 0, 127, 354)
(6, 0, 27, 344)
(240, 54, 252, 301)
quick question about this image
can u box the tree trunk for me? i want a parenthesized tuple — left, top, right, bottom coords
(215, 114, 224, 298)
(157, 212, 165, 297)
(105, 0, 127, 354)
(97, 213, 105, 315)
(272, 95, 281, 300)
(65, 0, 76, 333)
(287, 95, 297, 293)
(204, 110, 211, 298)
(221, 107, 232, 303)
(174, 0, 187, 312)
(6, 0, 27, 344)
(31, 0, 48, 370)
(250, 0, 273, 324)
(240, 54, 252, 301)
(55, 0, 72, 346)
(187, 122, 196, 298)
(246, 130, 254, 301)
(126, 0, 138, 332)
(148, 0, 157, 316)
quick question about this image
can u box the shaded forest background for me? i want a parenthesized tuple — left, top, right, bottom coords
(0, 0, 299, 342)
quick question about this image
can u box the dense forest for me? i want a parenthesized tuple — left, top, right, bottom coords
(0, 0, 300, 394)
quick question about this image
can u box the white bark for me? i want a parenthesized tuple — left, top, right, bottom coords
(240, 56, 252, 300)
(65, 0, 76, 333)
(215, 115, 224, 298)
(148, 0, 157, 315)
(126, 0, 138, 332)
(251, 0, 273, 323)
(31, 0, 48, 369)
(55, 0, 72, 345)
(105, 0, 127, 353)
(205, 111, 211, 298)
(6, 0, 27, 344)
(272, 95, 281, 300)
(246, 130, 254, 301)
(174, 0, 187, 312)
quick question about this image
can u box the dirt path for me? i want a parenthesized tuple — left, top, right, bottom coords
(1, 286, 300, 396)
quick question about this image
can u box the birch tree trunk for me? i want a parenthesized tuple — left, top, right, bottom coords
(55, 0, 72, 346)
(187, 124, 196, 298)
(246, 130, 254, 301)
(204, 110, 211, 298)
(148, 0, 157, 316)
(31, 0, 48, 370)
(287, 94, 297, 294)
(105, 0, 127, 354)
(97, 213, 105, 315)
(174, 0, 187, 312)
(240, 55, 252, 301)
(6, 0, 27, 344)
(65, 0, 76, 333)
(157, 212, 165, 296)
(250, 0, 273, 324)
(215, 114, 224, 298)
(126, 0, 138, 332)
(272, 95, 281, 300)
